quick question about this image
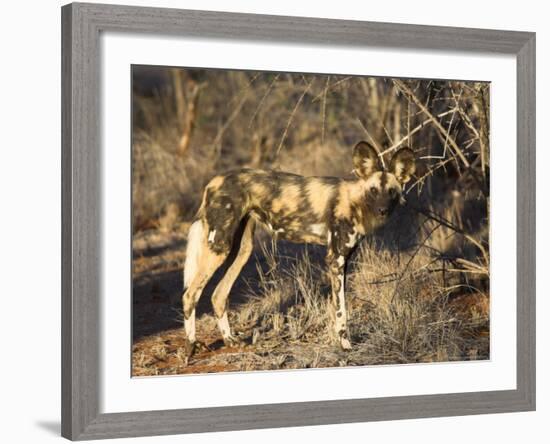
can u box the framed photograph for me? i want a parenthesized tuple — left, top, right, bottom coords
(62, 2, 535, 440)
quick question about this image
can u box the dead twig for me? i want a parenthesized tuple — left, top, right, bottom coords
(321, 75, 330, 144)
(248, 73, 280, 128)
(275, 78, 314, 159)
(390, 220, 441, 303)
(411, 205, 489, 266)
(379, 108, 457, 156)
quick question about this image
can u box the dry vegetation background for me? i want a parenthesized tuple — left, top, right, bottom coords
(132, 65, 490, 376)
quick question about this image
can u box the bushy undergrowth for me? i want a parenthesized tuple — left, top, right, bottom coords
(132, 234, 488, 376)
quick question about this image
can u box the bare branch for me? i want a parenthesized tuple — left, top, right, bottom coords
(321, 75, 330, 144)
(393, 79, 470, 167)
(275, 78, 314, 159)
(379, 108, 457, 156)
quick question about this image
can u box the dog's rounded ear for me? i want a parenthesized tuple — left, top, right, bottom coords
(389, 147, 416, 185)
(352, 141, 382, 178)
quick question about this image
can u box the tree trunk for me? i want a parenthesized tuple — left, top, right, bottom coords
(171, 69, 200, 158)
(177, 82, 199, 157)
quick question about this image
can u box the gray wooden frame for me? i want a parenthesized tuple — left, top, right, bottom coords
(61, 2, 536, 440)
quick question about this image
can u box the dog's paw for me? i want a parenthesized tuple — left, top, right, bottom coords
(194, 340, 212, 353)
(183, 338, 196, 357)
(339, 337, 352, 351)
(184, 339, 211, 357)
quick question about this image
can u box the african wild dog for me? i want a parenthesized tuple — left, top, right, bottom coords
(182, 141, 416, 354)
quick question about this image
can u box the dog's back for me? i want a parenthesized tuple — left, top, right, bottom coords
(196, 168, 345, 246)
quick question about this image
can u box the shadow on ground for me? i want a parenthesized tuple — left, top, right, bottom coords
(131, 206, 422, 342)
(132, 228, 328, 341)
(131, 202, 489, 376)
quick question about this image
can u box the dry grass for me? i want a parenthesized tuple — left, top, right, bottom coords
(132, 230, 488, 376)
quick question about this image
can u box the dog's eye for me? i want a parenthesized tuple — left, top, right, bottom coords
(388, 188, 396, 197)
(370, 186, 378, 194)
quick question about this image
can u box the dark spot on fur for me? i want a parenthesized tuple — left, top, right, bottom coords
(380, 172, 387, 189)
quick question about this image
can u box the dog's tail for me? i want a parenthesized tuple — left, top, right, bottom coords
(184, 219, 204, 290)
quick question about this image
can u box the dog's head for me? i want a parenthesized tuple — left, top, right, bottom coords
(352, 141, 416, 220)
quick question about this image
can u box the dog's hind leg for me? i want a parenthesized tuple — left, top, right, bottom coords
(182, 219, 228, 354)
(211, 216, 256, 347)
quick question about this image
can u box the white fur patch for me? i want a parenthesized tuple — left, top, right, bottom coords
(338, 274, 345, 302)
(208, 229, 217, 243)
(309, 223, 326, 236)
(266, 222, 284, 234)
(184, 220, 203, 289)
(337, 255, 345, 267)
(345, 229, 358, 248)
(335, 273, 347, 330)
(217, 312, 232, 339)
(184, 309, 196, 342)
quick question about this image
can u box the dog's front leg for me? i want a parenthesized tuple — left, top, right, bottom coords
(326, 248, 352, 350)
